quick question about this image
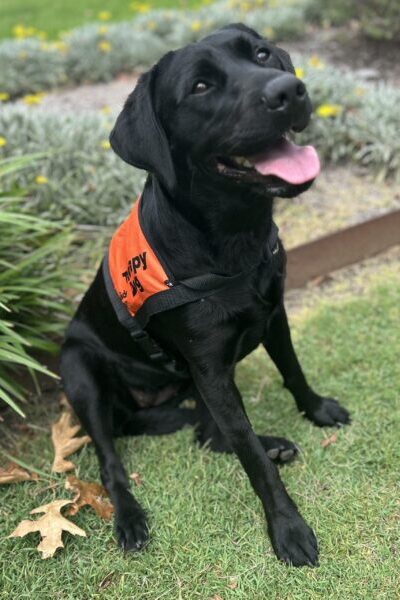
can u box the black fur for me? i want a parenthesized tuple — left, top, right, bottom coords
(61, 24, 350, 567)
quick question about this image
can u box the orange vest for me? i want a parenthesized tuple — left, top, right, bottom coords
(108, 198, 172, 318)
(103, 197, 280, 334)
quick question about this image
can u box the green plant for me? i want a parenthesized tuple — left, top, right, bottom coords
(305, 0, 400, 41)
(358, 0, 400, 42)
(0, 156, 77, 416)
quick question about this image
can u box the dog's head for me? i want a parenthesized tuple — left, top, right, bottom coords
(110, 24, 319, 199)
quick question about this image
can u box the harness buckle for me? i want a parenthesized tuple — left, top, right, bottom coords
(130, 329, 148, 341)
(272, 242, 279, 255)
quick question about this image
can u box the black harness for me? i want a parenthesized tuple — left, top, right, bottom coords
(103, 222, 280, 377)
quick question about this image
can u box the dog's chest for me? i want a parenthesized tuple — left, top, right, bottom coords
(196, 263, 282, 358)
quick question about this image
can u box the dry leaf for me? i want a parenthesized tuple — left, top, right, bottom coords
(227, 578, 238, 590)
(99, 571, 115, 590)
(51, 411, 91, 473)
(8, 499, 86, 559)
(321, 432, 338, 448)
(211, 596, 223, 600)
(129, 472, 142, 486)
(65, 475, 114, 520)
(59, 393, 72, 411)
(0, 462, 39, 485)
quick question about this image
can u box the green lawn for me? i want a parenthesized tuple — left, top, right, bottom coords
(1, 278, 399, 599)
(0, 0, 202, 40)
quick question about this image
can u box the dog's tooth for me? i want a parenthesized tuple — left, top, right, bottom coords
(233, 156, 249, 167)
(243, 159, 252, 168)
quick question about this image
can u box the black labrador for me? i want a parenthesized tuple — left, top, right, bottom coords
(60, 23, 350, 567)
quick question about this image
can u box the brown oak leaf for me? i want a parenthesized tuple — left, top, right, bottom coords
(321, 432, 338, 448)
(65, 475, 114, 520)
(59, 393, 72, 411)
(0, 462, 39, 485)
(8, 499, 86, 558)
(51, 411, 91, 473)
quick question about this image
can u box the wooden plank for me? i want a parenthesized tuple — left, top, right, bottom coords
(286, 209, 400, 289)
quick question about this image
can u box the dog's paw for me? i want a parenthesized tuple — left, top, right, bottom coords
(259, 435, 299, 465)
(302, 395, 351, 427)
(115, 506, 149, 552)
(268, 512, 319, 567)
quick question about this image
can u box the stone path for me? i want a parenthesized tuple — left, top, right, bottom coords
(35, 73, 139, 114)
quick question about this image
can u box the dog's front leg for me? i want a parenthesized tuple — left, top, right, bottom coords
(190, 359, 318, 567)
(264, 302, 350, 427)
(60, 342, 149, 552)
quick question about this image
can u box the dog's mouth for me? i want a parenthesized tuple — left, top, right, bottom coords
(214, 137, 320, 187)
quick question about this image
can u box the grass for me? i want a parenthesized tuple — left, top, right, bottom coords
(0, 277, 399, 599)
(0, 0, 202, 40)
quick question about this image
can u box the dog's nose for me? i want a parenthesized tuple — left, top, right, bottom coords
(261, 74, 307, 111)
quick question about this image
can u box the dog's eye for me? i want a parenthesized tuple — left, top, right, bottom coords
(192, 81, 209, 94)
(256, 48, 270, 64)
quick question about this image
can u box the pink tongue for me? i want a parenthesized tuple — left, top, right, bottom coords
(250, 138, 320, 185)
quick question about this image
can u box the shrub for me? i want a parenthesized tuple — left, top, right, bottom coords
(0, 39, 66, 97)
(0, 156, 79, 416)
(0, 106, 145, 225)
(0, 0, 313, 98)
(305, 0, 400, 42)
(358, 0, 400, 42)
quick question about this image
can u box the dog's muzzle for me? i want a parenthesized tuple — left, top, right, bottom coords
(261, 73, 312, 132)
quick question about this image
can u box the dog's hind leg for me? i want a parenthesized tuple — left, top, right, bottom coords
(194, 389, 298, 464)
(60, 341, 149, 551)
(264, 302, 350, 427)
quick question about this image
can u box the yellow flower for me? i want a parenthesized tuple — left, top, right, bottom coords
(35, 175, 48, 184)
(316, 104, 343, 118)
(295, 67, 304, 79)
(191, 20, 202, 32)
(354, 87, 365, 97)
(308, 55, 324, 69)
(98, 25, 108, 34)
(98, 40, 112, 53)
(12, 24, 28, 39)
(147, 20, 157, 30)
(100, 105, 111, 114)
(52, 40, 68, 53)
(0, 137, 7, 147)
(263, 26, 275, 39)
(100, 140, 111, 150)
(22, 93, 46, 105)
(130, 2, 151, 12)
(98, 11, 111, 21)
(240, 2, 251, 11)
(0, 92, 10, 102)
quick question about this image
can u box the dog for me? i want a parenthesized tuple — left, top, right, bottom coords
(60, 23, 350, 567)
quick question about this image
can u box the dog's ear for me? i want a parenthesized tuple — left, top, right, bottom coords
(109, 65, 176, 195)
